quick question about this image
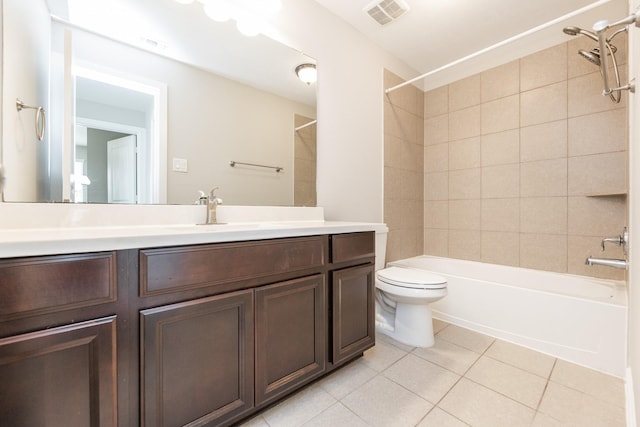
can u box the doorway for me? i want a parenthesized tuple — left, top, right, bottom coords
(74, 124, 140, 203)
(72, 67, 166, 203)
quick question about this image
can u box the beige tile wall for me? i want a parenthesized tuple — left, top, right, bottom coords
(294, 114, 317, 207)
(384, 70, 425, 263)
(423, 36, 628, 280)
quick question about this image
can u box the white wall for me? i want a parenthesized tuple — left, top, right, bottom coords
(2, 0, 50, 202)
(628, 1, 640, 424)
(268, 0, 419, 222)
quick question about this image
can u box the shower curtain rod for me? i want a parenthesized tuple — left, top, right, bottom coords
(294, 119, 317, 132)
(385, 0, 616, 94)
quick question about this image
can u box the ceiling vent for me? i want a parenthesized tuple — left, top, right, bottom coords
(364, 0, 410, 26)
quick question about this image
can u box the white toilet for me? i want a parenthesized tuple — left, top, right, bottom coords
(374, 230, 447, 347)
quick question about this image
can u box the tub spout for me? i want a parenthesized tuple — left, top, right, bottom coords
(585, 256, 627, 269)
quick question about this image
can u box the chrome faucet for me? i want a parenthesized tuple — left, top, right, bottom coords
(206, 187, 223, 224)
(585, 227, 629, 270)
(585, 256, 627, 269)
(195, 188, 224, 224)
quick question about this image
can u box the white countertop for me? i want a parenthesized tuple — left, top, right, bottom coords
(0, 221, 386, 258)
(0, 204, 387, 258)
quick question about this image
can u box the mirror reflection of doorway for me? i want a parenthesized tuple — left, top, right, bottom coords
(74, 125, 137, 203)
(72, 68, 165, 203)
(107, 135, 137, 203)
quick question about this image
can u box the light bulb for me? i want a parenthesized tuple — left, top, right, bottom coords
(236, 13, 263, 36)
(203, 0, 231, 22)
(243, 0, 281, 15)
(175, 0, 195, 4)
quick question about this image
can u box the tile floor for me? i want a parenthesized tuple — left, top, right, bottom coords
(239, 320, 626, 427)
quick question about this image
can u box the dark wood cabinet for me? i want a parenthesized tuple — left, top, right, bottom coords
(0, 231, 376, 426)
(0, 316, 117, 427)
(255, 274, 326, 406)
(140, 290, 254, 427)
(331, 264, 375, 365)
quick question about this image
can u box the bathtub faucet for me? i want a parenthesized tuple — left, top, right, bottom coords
(585, 256, 627, 269)
(600, 227, 628, 254)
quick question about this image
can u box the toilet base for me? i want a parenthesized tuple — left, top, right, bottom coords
(375, 302, 435, 348)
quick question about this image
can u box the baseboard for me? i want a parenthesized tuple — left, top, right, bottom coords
(627, 368, 638, 427)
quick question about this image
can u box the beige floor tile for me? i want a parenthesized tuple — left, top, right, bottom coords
(417, 407, 470, 427)
(261, 383, 337, 427)
(318, 359, 378, 400)
(439, 378, 536, 427)
(302, 402, 369, 427)
(538, 382, 626, 426)
(436, 324, 495, 353)
(550, 359, 625, 407)
(485, 340, 556, 378)
(384, 353, 460, 404)
(342, 376, 433, 427)
(413, 336, 481, 375)
(464, 356, 547, 409)
(361, 336, 409, 372)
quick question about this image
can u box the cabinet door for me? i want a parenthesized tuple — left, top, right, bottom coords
(332, 264, 375, 365)
(255, 275, 326, 406)
(0, 316, 117, 427)
(140, 290, 254, 427)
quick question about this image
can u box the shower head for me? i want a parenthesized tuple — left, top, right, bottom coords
(562, 26, 599, 42)
(579, 49, 601, 66)
(563, 26, 581, 36)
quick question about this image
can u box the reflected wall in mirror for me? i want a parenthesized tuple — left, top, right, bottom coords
(2, 0, 317, 206)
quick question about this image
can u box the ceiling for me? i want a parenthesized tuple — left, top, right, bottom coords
(313, 0, 629, 88)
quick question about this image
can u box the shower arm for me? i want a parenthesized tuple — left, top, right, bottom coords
(593, 11, 640, 98)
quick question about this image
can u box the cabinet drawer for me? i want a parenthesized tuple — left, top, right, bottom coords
(140, 236, 326, 296)
(331, 232, 375, 264)
(0, 253, 117, 320)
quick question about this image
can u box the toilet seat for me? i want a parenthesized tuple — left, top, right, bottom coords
(377, 266, 446, 290)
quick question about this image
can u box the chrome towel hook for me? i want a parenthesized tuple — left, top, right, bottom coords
(16, 98, 46, 141)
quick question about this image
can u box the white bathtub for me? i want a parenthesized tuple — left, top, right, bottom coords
(389, 255, 628, 377)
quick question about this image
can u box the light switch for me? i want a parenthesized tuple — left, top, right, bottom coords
(172, 158, 188, 173)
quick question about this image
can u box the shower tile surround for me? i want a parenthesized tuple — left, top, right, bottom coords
(294, 114, 317, 207)
(384, 72, 425, 261)
(386, 35, 628, 280)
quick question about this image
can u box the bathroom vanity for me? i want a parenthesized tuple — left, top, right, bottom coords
(0, 213, 380, 427)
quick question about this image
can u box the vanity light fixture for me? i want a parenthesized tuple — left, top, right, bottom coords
(295, 63, 317, 85)
(178, 0, 282, 37)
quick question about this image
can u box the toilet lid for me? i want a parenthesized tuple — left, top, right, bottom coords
(377, 266, 447, 289)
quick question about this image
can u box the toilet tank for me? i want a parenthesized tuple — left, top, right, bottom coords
(375, 227, 388, 271)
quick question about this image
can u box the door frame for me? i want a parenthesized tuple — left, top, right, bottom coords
(72, 65, 167, 203)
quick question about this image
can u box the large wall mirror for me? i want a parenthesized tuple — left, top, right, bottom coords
(2, 0, 317, 206)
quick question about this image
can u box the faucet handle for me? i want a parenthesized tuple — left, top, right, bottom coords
(600, 227, 629, 254)
(195, 190, 207, 205)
